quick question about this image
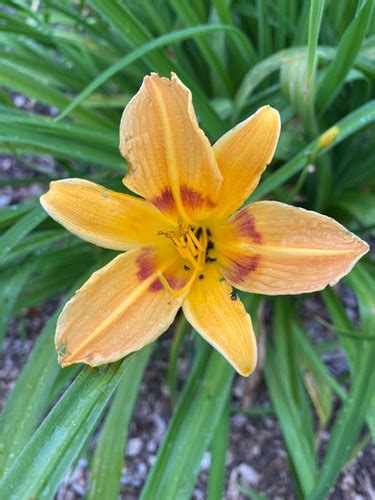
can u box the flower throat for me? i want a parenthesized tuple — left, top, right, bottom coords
(157, 217, 216, 295)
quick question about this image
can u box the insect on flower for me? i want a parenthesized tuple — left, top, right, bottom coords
(40, 73, 368, 376)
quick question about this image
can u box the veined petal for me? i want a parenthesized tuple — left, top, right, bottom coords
(213, 106, 280, 217)
(217, 201, 369, 295)
(40, 179, 173, 250)
(120, 73, 223, 221)
(56, 247, 187, 367)
(183, 264, 257, 376)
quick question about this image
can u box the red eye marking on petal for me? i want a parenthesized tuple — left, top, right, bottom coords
(151, 187, 176, 213)
(151, 185, 215, 213)
(149, 278, 163, 292)
(232, 210, 262, 244)
(136, 249, 157, 281)
(225, 254, 260, 283)
(149, 274, 187, 293)
(180, 185, 215, 211)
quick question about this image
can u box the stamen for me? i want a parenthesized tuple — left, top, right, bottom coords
(157, 219, 212, 295)
(188, 228, 204, 251)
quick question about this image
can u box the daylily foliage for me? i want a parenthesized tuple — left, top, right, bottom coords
(40, 73, 368, 376)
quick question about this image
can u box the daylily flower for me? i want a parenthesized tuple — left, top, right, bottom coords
(40, 73, 368, 376)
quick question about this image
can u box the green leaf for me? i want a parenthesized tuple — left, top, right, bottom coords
(0, 355, 138, 498)
(317, 0, 373, 112)
(332, 191, 375, 230)
(0, 308, 62, 476)
(0, 230, 67, 267)
(252, 100, 375, 201)
(256, 0, 272, 58)
(233, 46, 305, 121)
(170, 0, 235, 95)
(321, 284, 375, 437)
(14, 246, 99, 311)
(207, 397, 229, 500)
(141, 343, 234, 499)
(56, 23, 240, 124)
(142, 297, 260, 499)
(0, 200, 38, 229)
(0, 60, 111, 128)
(167, 315, 190, 402)
(0, 260, 37, 347)
(264, 299, 316, 497)
(308, 266, 375, 499)
(88, 345, 152, 500)
(0, 108, 120, 170)
(293, 321, 346, 426)
(0, 257, 109, 475)
(0, 206, 47, 265)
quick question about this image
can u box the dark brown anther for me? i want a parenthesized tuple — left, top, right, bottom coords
(199, 274, 204, 280)
(184, 264, 190, 270)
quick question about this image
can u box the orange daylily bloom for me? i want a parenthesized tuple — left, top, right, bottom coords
(40, 73, 368, 376)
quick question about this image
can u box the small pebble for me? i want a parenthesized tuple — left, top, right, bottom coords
(126, 437, 143, 457)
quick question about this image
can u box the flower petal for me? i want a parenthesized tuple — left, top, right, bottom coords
(212, 106, 280, 217)
(217, 201, 369, 295)
(120, 73, 222, 221)
(183, 264, 257, 376)
(56, 247, 186, 367)
(40, 179, 173, 250)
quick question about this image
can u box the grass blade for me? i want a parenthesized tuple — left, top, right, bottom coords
(167, 315, 190, 402)
(317, 0, 373, 112)
(141, 345, 234, 499)
(0, 308, 61, 476)
(0, 356, 136, 498)
(252, 100, 375, 201)
(207, 397, 229, 500)
(308, 266, 375, 498)
(56, 24, 239, 121)
(264, 299, 316, 496)
(0, 261, 37, 347)
(0, 206, 47, 265)
(87, 345, 152, 500)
